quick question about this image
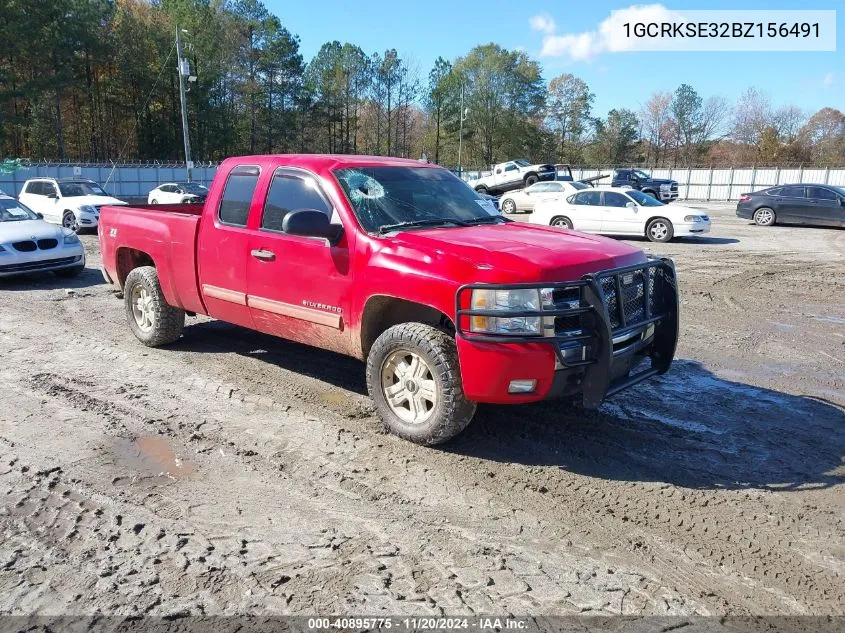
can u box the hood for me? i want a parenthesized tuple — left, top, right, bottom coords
(65, 195, 126, 208)
(380, 221, 647, 283)
(0, 219, 66, 242)
(643, 177, 676, 185)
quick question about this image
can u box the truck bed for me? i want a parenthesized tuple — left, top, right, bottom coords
(99, 203, 206, 314)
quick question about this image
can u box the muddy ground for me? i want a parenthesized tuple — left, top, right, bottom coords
(0, 204, 843, 616)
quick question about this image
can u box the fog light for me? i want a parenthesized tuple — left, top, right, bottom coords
(643, 324, 656, 340)
(508, 379, 537, 394)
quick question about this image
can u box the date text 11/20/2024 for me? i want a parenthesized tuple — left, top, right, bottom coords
(307, 617, 529, 630)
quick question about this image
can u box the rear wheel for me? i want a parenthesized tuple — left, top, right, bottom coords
(124, 266, 185, 347)
(646, 217, 674, 242)
(550, 216, 573, 229)
(501, 198, 516, 214)
(366, 322, 476, 446)
(151, 199, 158, 205)
(753, 207, 776, 226)
(62, 211, 79, 233)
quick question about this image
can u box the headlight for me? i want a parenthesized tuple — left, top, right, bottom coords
(470, 288, 541, 335)
(660, 183, 671, 190)
(63, 231, 80, 244)
(684, 215, 704, 222)
(79, 204, 97, 214)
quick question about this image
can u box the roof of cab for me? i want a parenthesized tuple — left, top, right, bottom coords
(219, 154, 437, 172)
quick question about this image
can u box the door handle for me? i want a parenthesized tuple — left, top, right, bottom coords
(250, 249, 275, 261)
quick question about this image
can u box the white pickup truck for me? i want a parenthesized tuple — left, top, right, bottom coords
(467, 159, 557, 195)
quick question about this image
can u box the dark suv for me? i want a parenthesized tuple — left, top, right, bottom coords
(612, 169, 679, 202)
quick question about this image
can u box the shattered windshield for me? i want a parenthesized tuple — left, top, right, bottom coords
(334, 166, 501, 233)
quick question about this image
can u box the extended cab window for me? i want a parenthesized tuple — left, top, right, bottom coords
(262, 174, 331, 232)
(219, 166, 260, 226)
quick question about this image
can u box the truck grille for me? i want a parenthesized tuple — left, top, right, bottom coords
(551, 264, 668, 335)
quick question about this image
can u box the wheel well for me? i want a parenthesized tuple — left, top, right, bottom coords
(360, 296, 454, 358)
(550, 215, 570, 225)
(641, 188, 657, 196)
(115, 247, 155, 288)
(523, 172, 537, 182)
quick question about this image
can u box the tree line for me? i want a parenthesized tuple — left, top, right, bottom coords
(1, 0, 843, 169)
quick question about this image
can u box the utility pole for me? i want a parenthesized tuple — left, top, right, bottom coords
(176, 27, 193, 182)
(457, 83, 466, 178)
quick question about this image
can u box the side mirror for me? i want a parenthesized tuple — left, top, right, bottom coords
(626, 202, 637, 209)
(840, 197, 845, 207)
(47, 192, 58, 199)
(283, 209, 343, 244)
(35, 212, 44, 219)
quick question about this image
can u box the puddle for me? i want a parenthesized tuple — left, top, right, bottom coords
(114, 436, 194, 478)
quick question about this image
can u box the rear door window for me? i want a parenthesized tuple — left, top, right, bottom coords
(573, 191, 601, 206)
(218, 166, 260, 226)
(780, 186, 805, 198)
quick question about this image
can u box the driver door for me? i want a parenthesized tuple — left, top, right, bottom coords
(246, 168, 354, 355)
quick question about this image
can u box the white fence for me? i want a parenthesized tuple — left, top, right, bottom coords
(2, 162, 844, 202)
(462, 166, 845, 201)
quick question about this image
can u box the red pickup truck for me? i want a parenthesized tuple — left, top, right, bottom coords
(99, 155, 678, 445)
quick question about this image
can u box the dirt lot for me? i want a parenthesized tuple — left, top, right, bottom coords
(1, 204, 843, 617)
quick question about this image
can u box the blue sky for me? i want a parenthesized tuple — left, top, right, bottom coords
(266, 0, 842, 118)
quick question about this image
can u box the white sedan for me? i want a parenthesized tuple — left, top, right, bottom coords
(499, 181, 589, 214)
(0, 195, 85, 278)
(148, 182, 209, 204)
(530, 187, 711, 242)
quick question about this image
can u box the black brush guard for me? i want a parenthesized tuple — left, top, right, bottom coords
(455, 257, 679, 407)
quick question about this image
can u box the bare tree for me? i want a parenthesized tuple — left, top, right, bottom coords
(639, 91, 672, 166)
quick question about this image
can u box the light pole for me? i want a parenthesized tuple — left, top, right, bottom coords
(457, 83, 467, 178)
(176, 27, 194, 182)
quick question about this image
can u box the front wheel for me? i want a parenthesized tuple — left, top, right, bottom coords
(550, 216, 573, 229)
(124, 266, 185, 347)
(524, 175, 538, 187)
(501, 198, 516, 214)
(753, 207, 776, 226)
(646, 217, 674, 242)
(62, 211, 79, 233)
(366, 323, 477, 446)
(475, 185, 488, 195)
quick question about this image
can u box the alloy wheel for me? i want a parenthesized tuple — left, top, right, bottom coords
(380, 349, 438, 424)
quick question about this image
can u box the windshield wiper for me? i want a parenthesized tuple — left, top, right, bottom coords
(377, 218, 471, 234)
(463, 215, 508, 225)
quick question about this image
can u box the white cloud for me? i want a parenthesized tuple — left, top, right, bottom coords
(529, 14, 557, 35)
(540, 4, 683, 60)
(822, 72, 835, 87)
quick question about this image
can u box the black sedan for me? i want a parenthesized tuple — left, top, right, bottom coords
(736, 184, 845, 228)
